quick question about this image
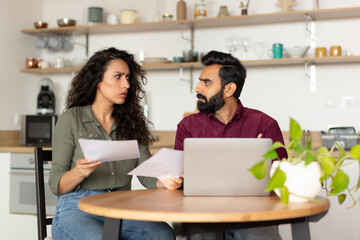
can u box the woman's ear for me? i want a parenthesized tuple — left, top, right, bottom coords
(224, 82, 237, 98)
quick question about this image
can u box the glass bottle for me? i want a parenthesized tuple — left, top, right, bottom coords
(217, 6, 229, 18)
(195, 0, 207, 19)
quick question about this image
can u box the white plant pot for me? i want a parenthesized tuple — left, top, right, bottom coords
(271, 161, 322, 202)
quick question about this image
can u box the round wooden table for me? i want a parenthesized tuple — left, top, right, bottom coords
(79, 189, 330, 240)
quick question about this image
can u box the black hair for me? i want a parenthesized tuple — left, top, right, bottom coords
(201, 50, 246, 98)
(66, 47, 152, 145)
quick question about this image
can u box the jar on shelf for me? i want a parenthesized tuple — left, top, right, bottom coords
(217, 6, 229, 18)
(195, 0, 207, 19)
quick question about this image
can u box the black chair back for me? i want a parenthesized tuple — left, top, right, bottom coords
(34, 147, 53, 240)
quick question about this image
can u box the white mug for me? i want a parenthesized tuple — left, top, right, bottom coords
(54, 57, 65, 68)
(107, 14, 119, 25)
(121, 10, 137, 24)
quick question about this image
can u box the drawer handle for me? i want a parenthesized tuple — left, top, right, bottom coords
(28, 158, 35, 164)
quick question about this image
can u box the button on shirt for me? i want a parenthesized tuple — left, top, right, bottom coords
(49, 105, 157, 196)
(174, 101, 287, 160)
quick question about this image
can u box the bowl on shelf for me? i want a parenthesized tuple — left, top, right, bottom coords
(57, 18, 76, 27)
(34, 21, 48, 29)
(284, 45, 310, 58)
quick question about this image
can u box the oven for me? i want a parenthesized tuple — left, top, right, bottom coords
(9, 153, 57, 215)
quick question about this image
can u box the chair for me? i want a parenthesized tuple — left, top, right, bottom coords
(34, 147, 53, 240)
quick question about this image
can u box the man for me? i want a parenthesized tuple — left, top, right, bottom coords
(174, 50, 286, 240)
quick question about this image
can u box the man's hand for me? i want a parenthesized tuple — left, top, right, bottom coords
(156, 175, 183, 190)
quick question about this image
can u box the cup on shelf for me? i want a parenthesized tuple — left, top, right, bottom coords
(121, 9, 137, 24)
(53, 57, 65, 68)
(87, 7, 104, 24)
(268, 43, 283, 59)
(38, 60, 50, 69)
(315, 47, 327, 57)
(183, 50, 193, 62)
(107, 14, 119, 25)
(173, 56, 183, 63)
(330, 46, 341, 57)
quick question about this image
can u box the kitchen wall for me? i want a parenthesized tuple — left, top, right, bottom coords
(0, 0, 43, 130)
(2, 0, 360, 133)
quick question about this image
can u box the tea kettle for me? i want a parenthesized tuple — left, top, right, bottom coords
(37, 78, 55, 115)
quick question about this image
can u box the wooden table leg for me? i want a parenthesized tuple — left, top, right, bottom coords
(102, 217, 122, 240)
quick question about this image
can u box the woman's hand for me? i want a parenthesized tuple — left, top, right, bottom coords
(156, 175, 183, 190)
(75, 158, 101, 178)
(57, 158, 101, 194)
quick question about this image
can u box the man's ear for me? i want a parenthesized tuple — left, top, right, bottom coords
(224, 82, 237, 98)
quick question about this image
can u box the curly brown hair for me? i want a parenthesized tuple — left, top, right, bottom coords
(65, 47, 153, 145)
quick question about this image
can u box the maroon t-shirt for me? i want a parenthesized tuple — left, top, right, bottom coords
(174, 101, 287, 160)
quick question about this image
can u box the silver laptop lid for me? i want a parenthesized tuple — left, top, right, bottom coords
(184, 138, 272, 196)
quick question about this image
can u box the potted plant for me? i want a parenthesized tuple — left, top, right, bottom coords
(249, 118, 360, 208)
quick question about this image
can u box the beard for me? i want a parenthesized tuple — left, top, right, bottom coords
(197, 89, 225, 114)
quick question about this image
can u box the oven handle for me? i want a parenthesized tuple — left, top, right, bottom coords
(10, 169, 50, 176)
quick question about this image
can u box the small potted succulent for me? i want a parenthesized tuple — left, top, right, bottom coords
(249, 118, 360, 207)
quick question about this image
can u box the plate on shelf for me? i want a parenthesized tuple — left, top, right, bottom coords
(142, 60, 171, 64)
(141, 57, 171, 64)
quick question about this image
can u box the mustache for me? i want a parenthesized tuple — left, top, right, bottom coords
(196, 93, 207, 101)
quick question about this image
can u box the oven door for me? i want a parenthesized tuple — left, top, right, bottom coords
(10, 169, 57, 215)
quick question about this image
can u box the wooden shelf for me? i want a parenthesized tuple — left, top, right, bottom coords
(21, 7, 360, 35)
(20, 66, 81, 74)
(19, 56, 360, 74)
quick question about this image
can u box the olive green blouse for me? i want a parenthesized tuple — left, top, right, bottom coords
(49, 105, 157, 196)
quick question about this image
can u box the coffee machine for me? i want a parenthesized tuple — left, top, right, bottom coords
(37, 78, 55, 115)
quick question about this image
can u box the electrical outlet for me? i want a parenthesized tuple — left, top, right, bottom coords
(14, 113, 20, 126)
(342, 96, 354, 108)
(342, 96, 360, 108)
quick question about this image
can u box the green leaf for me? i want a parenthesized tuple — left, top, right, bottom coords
(279, 186, 289, 204)
(269, 141, 285, 151)
(306, 136, 312, 150)
(289, 118, 302, 141)
(336, 142, 346, 161)
(289, 139, 301, 150)
(318, 155, 335, 181)
(295, 145, 306, 154)
(249, 160, 268, 180)
(357, 161, 360, 191)
(350, 144, 360, 160)
(305, 151, 314, 165)
(262, 150, 278, 160)
(338, 194, 346, 205)
(330, 170, 350, 195)
(265, 168, 286, 192)
(315, 146, 329, 159)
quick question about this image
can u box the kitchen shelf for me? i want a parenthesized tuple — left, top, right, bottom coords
(21, 7, 360, 35)
(19, 56, 360, 74)
(20, 66, 81, 74)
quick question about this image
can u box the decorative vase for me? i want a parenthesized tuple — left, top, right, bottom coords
(217, 6, 229, 18)
(271, 161, 322, 202)
(177, 0, 187, 20)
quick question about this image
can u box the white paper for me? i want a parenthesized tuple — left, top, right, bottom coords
(78, 139, 140, 162)
(128, 148, 184, 178)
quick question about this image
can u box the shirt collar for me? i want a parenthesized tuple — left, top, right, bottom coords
(81, 105, 117, 130)
(206, 100, 244, 124)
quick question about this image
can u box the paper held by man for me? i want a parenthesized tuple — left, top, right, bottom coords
(128, 148, 184, 179)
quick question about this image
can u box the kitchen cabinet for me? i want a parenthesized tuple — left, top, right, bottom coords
(20, 6, 360, 75)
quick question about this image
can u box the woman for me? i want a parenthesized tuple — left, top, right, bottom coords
(49, 47, 182, 240)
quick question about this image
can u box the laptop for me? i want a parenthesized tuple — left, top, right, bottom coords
(183, 138, 272, 196)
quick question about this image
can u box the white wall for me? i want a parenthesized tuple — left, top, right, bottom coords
(0, 0, 43, 130)
(8, 0, 360, 133)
